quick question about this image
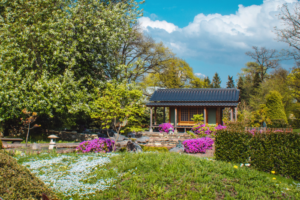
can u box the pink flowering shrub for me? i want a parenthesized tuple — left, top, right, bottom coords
(192, 124, 226, 137)
(158, 123, 174, 133)
(76, 138, 115, 153)
(182, 137, 214, 153)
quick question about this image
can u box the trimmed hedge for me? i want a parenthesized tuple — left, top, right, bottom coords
(0, 152, 58, 199)
(215, 130, 300, 180)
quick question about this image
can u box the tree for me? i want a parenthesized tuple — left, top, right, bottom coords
(211, 73, 221, 88)
(275, 3, 300, 66)
(204, 77, 212, 88)
(287, 68, 300, 102)
(20, 109, 41, 146)
(237, 76, 247, 101)
(250, 104, 272, 127)
(140, 58, 196, 90)
(90, 82, 144, 151)
(265, 91, 288, 124)
(245, 47, 280, 81)
(226, 76, 235, 88)
(0, 0, 141, 125)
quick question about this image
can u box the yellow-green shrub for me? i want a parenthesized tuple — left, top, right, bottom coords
(141, 145, 168, 152)
(0, 152, 58, 199)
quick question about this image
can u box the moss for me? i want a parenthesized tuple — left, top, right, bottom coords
(141, 145, 169, 152)
(0, 152, 58, 199)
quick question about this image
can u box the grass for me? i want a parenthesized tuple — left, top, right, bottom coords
(16, 152, 300, 200)
(293, 129, 300, 133)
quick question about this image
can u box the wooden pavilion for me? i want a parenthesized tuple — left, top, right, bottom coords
(146, 88, 240, 132)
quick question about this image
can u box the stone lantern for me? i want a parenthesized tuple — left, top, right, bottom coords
(48, 135, 59, 150)
(168, 127, 174, 135)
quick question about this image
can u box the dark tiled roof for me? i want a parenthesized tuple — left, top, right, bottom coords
(146, 102, 239, 107)
(149, 88, 239, 102)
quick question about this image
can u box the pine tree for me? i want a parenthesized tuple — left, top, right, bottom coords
(204, 77, 212, 88)
(226, 76, 235, 88)
(212, 72, 221, 88)
(237, 76, 246, 101)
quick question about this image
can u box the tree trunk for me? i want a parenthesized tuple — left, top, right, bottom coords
(26, 123, 30, 147)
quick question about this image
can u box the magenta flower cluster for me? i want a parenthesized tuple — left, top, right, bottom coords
(191, 124, 226, 135)
(182, 137, 214, 153)
(158, 123, 174, 133)
(76, 138, 115, 153)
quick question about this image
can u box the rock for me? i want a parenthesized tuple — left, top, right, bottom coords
(32, 143, 41, 150)
(135, 136, 150, 143)
(116, 140, 129, 147)
(169, 147, 184, 153)
(113, 133, 127, 141)
(127, 132, 136, 138)
(126, 140, 142, 152)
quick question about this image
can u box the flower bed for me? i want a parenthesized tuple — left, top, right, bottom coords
(158, 123, 174, 133)
(182, 137, 214, 153)
(76, 138, 115, 153)
(191, 123, 226, 137)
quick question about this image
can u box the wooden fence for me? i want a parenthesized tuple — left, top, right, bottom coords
(245, 127, 293, 133)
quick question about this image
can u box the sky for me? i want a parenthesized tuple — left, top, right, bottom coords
(137, 0, 297, 87)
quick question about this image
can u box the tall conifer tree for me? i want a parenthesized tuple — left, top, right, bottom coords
(226, 76, 235, 88)
(212, 73, 221, 88)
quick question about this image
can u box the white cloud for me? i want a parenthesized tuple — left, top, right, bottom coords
(138, 17, 178, 33)
(138, 0, 298, 67)
(195, 73, 206, 77)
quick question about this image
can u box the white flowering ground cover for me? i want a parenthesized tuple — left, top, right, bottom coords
(17, 152, 127, 199)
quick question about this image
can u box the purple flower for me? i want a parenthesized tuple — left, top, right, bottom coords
(182, 137, 214, 153)
(158, 123, 174, 133)
(76, 138, 115, 153)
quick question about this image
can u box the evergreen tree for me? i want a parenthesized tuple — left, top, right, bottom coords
(237, 76, 246, 101)
(212, 72, 221, 88)
(265, 91, 288, 124)
(204, 77, 212, 88)
(226, 76, 235, 88)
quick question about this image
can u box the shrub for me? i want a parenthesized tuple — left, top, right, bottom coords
(158, 123, 174, 133)
(141, 145, 169, 152)
(191, 123, 226, 137)
(0, 152, 58, 199)
(76, 138, 115, 153)
(215, 130, 300, 180)
(182, 137, 214, 153)
(0, 139, 2, 150)
(266, 91, 288, 124)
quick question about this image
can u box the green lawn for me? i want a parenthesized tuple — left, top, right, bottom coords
(293, 129, 300, 133)
(16, 152, 300, 200)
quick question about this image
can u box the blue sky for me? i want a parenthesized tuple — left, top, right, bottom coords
(138, 0, 297, 87)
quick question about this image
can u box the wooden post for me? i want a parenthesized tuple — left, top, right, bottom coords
(175, 107, 178, 133)
(163, 107, 166, 123)
(150, 107, 153, 132)
(230, 107, 234, 122)
(154, 107, 157, 125)
(204, 107, 207, 124)
(235, 107, 238, 122)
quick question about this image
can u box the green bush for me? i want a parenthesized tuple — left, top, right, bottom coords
(266, 91, 288, 124)
(141, 145, 169, 152)
(0, 139, 2, 150)
(215, 130, 300, 180)
(0, 152, 58, 199)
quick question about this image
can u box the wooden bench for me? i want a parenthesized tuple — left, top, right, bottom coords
(0, 138, 23, 144)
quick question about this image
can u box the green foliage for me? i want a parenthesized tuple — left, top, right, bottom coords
(211, 72, 221, 88)
(191, 114, 204, 124)
(0, 152, 58, 199)
(0, 139, 2, 150)
(226, 75, 235, 88)
(287, 68, 300, 102)
(140, 145, 169, 152)
(266, 91, 288, 124)
(215, 130, 300, 180)
(186, 131, 197, 138)
(0, 0, 140, 122)
(250, 104, 272, 127)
